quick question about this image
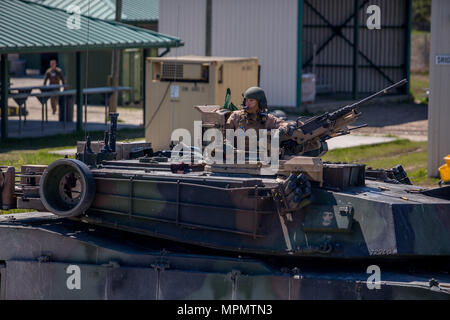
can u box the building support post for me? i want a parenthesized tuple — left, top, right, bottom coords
(1, 54, 8, 140)
(109, 0, 123, 113)
(352, 0, 360, 100)
(205, 0, 212, 56)
(142, 48, 152, 126)
(296, 0, 304, 107)
(405, 0, 412, 94)
(76, 51, 83, 132)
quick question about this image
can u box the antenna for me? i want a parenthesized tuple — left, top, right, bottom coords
(171, 4, 181, 136)
(84, 0, 91, 140)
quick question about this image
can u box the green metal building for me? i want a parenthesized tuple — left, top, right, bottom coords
(0, 0, 183, 138)
(22, 0, 161, 106)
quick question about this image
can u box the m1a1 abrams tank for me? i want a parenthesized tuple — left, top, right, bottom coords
(1, 81, 449, 300)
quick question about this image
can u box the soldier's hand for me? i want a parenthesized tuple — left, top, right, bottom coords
(279, 125, 296, 138)
(287, 124, 296, 136)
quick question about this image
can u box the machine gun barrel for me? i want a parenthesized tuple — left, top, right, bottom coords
(348, 78, 407, 108)
(329, 79, 407, 120)
(282, 79, 407, 157)
(348, 124, 368, 130)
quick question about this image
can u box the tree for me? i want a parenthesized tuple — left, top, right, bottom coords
(412, 0, 431, 31)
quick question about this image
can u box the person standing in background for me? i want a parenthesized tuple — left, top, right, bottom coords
(43, 59, 65, 115)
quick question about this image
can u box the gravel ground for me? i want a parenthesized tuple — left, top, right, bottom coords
(286, 102, 428, 141)
(352, 102, 428, 140)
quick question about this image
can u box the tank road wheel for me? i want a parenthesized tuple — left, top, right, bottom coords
(39, 159, 96, 217)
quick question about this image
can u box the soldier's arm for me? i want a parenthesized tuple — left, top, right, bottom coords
(266, 114, 290, 130)
(58, 69, 65, 84)
(225, 112, 238, 130)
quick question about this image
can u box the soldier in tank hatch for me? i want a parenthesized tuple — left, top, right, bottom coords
(225, 86, 292, 133)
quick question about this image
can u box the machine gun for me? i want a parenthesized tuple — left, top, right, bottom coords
(281, 79, 407, 157)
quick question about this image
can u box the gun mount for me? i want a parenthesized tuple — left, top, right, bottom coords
(280, 79, 408, 157)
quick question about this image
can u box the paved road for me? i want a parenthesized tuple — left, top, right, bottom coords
(285, 101, 428, 142)
(327, 134, 397, 150)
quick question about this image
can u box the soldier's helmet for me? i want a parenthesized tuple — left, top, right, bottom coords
(243, 87, 268, 110)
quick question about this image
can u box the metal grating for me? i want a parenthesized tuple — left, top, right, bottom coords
(162, 63, 183, 80)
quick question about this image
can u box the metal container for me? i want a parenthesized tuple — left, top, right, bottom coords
(0, 166, 16, 210)
(146, 56, 259, 150)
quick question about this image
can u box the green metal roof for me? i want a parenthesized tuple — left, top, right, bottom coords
(27, 0, 159, 22)
(0, 0, 182, 54)
(122, 0, 159, 22)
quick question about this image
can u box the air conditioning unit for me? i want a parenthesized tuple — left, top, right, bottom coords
(159, 62, 209, 81)
(145, 56, 259, 151)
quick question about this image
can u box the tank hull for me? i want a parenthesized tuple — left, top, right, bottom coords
(66, 166, 450, 259)
(0, 212, 449, 300)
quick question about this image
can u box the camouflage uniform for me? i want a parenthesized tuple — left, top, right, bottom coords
(224, 109, 294, 160)
(43, 67, 65, 114)
(224, 87, 298, 157)
(225, 109, 290, 132)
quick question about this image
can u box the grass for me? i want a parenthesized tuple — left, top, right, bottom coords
(322, 139, 440, 187)
(410, 28, 430, 103)
(0, 128, 144, 168)
(411, 29, 430, 36)
(410, 72, 429, 104)
(1, 209, 34, 214)
(0, 128, 144, 215)
(0, 127, 144, 153)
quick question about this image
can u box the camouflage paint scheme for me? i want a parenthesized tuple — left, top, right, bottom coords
(74, 166, 450, 259)
(0, 213, 448, 300)
(6, 156, 450, 299)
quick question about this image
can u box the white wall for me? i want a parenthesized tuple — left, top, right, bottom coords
(158, 0, 299, 107)
(158, 0, 206, 56)
(212, 0, 298, 107)
(428, 0, 450, 177)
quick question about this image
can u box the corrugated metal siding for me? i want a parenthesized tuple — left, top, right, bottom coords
(122, 0, 159, 22)
(27, 0, 159, 21)
(302, 0, 408, 93)
(211, 0, 298, 107)
(428, 0, 450, 177)
(158, 0, 206, 57)
(158, 0, 409, 104)
(0, 0, 180, 54)
(27, 0, 115, 20)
